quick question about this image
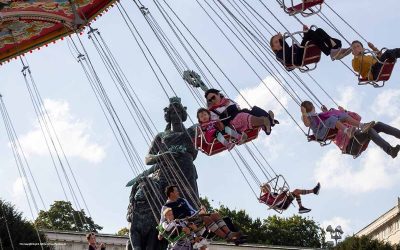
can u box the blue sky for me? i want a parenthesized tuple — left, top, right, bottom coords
(1, 0, 400, 237)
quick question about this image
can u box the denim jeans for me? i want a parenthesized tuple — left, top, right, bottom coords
(348, 122, 400, 155)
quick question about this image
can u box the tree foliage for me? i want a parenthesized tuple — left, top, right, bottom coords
(35, 200, 102, 232)
(262, 215, 325, 247)
(0, 199, 48, 250)
(335, 235, 399, 250)
(202, 197, 325, 248)
(116, 227, 129, 236)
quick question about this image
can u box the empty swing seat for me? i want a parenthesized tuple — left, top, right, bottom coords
(194, 127, 260, 156)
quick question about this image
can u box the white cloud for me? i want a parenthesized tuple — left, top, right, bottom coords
(235, 76, 289, 116)
(235, 76, 292, 158)
(314, 148, 400, 194)
(19, 99, 106, 164)
(335, 86, 363, 111)
(372, 89, 400, 118)
(12, 177, 27, 203)
(322, 216, 352, 236)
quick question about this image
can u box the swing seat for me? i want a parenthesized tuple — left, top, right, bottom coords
(298, 42, 322, 72)
(303, 43, 322, 65)
(358, 59, 396, 88)
(307, 128, 337, 146)
(194, 127, 260, 156)
(157, 224, 187, 245)
(259, 175, 293, 214)
(286, 0, 324, 16)
(259, 191, 292, 213)
(331, 111, 369, 159)
(284, 41, 322, 72)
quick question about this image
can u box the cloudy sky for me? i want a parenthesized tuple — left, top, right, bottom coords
(1, 0, 400, 238)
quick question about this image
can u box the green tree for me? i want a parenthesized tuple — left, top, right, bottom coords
(116, 227, 129, 236)
(35, 200, 102, 232)
(217, 205, 267, 243)
(199, 197, 212, 212)
(0, 199, 48, 249)
(263, 215, 325, 248)
(200, 197, 325, 247)
(335, 235, 398, 250)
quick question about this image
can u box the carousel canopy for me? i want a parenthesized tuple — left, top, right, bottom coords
(0, 0, 116, 63)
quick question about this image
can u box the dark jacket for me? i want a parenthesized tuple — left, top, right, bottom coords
(276, 39, 303, 67)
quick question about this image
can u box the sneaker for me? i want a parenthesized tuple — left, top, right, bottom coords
(268, 110, 275, 125)
(389, 145, 400, 159)
(234, 236, 247, 246)
(226, 232, 242, 242)
(313, 182, 321, 195)
(331, 47, 352, 60)
(299, 207, 312, 214)
(226, 142, 235, 151)
(360, 121, 375, 133)
(264, 117, 272, 135)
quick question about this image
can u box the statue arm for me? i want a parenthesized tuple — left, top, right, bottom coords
(145, 135, 163, 165)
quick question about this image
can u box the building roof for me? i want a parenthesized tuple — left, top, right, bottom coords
(41, 230, 128, 239)
(356, 197, 400, 236)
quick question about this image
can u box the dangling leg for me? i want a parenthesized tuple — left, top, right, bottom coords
(216, 132, 235, 151)
(250, 116, 271, 134)
(202, 216, 228, 239)
(301, 28, 337, 55)
(371, 49, 400, 79)
(210, 213, 241, 242)
(380, 48, 400, 61)
(340, 116, 375, 133)
(224, 126, 247, 145)
(314, 28, 342, 50)
(292, 183, 320, 214)
(368, 124, 400, 158)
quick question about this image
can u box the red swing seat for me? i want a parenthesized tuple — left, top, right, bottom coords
(194, 127, 260, 156)
(359, 59, 396, 88)
(302, 43, 322, 66)
(333, 112, 370, 159)
(286, 0, 324, 16)
(282, 30, 322, 73)
(307, 127, 337, 146)
(259, 175, 293, 214)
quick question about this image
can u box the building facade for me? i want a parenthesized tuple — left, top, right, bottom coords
(43, 230, 316, 250)
(356, 198, 400, 245)
(44, 230, 128, 250)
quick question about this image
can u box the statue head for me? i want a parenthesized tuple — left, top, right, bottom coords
(164, 97, 187, 130)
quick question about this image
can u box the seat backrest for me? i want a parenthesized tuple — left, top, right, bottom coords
(302, 43, 321, 66)
(377, 60, 396, 81)
(195, 127, 261, 156)
(288, 0, 324, 12)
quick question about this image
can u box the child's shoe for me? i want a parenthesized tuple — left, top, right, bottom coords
(313, 182, 321, 195)
(299, 207, 312, 214)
